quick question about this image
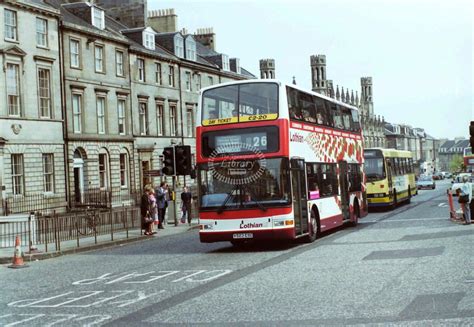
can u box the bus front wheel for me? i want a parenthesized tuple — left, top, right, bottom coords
(304, 209, 319, 243)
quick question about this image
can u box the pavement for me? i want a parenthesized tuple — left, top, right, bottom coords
(0, 220, 200, 265)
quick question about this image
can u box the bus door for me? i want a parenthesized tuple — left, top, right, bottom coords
(290, 158, 308, 236)
(338, 161, 350, 220)
(386, 158, 393, 198)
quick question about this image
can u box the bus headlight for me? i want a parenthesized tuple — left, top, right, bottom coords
(201, 224, 213, 230)
(274, 220, 284, 226)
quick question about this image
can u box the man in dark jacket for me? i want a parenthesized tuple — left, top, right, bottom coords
(155, 182, 168, 229)
(180, 186, 192, 225)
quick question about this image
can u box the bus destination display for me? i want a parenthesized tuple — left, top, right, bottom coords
(215, 132, 268, 152)
(201, 126, 279, 157)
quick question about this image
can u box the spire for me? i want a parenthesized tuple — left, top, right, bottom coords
(292, 76, 296, 85)
(341, 87, 345, 103)
(355, 91, 359, 106)
(346, 89, 350, 104)
(336, 85, 340, 101)
(350, 90, 355, 105)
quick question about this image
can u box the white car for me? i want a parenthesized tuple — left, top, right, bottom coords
(451, 173, 474, 196)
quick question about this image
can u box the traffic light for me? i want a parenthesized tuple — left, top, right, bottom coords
(162, 146, 175, 176)
(470, 121, 474, 150)
(174, 145, 192, 175)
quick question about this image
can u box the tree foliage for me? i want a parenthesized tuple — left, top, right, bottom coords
(449, 155, 465, 173)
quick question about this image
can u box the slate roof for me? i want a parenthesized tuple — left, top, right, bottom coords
(44, 0, 255, 77)
(45, 0, 130, 44)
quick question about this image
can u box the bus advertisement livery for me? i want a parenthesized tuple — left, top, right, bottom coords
(196, 80, 368, 245)
(364, 148, 417, 209)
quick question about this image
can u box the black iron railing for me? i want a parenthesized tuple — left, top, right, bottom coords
(2, 188, 141, 216)
(0, 207, 141, 250)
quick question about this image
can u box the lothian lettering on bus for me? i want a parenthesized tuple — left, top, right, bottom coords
(240, 222, 263, 229)
(290, 132, 304, 143)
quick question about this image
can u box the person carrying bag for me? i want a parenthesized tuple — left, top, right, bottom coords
(141, 185, 155, 235)
(457, 175, 473, 225)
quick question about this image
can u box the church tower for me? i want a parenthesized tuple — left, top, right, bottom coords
(259, 59, 275, 79)
(360, 77, 374, 117)
(311, 55, 327, 95)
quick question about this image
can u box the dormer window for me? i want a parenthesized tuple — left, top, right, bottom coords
(92, 7, 104, 30)
(185, 36, 196, 61)
(144, 31, 155, 50)
(222, 54, 230, 71)
(174, 34, 184, 58)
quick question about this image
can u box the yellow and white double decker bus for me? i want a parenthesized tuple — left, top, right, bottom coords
(364, 148, 417, 209)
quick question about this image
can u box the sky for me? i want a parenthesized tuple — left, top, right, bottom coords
(150, 0, 473, 140)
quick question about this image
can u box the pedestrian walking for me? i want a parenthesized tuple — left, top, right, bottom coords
(180, 186, 193, 225)
(148, 188, 158, 233)
(458, 175, 472, 225)
(141, 185, 155, 235)
(155, 181, 169, 229)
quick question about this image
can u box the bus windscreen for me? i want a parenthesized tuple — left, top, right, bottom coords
(201, 82, 279, 125)
(364, 150, 386, 181)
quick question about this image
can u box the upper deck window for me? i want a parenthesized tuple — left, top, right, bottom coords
(202, 82, 278, 126)
(287, 86, 360, 133)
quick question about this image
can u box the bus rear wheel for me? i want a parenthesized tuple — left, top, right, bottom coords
(350, 201, 359, 227)
(304, 209, 319, 243)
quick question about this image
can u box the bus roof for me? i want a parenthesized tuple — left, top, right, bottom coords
(199, 79, 360, 112)
(365, 148, 413, 158)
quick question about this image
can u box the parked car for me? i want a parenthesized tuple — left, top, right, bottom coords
(451, 173, 474, 196)
(433, 172, 444, 180)
(443, 171, 453, 179)
(417, 175, 436, 190)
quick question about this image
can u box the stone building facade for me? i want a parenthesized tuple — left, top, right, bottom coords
(438, 138, 469, 172)
(54, 1, 136, 208)
(385, 123, 440, 173)
(0, 0, 66, 215)
(0, 0, 255, 216)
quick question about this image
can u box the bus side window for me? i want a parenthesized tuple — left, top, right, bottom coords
(306, 163, 320, 199)
(300, 92, 316, 123)
(330, 164, 339, 195)
(348, 164, 362, 192)
(341, 107, 353, 131)
(324, 99, 334, 127)
(333, 105, 344, 130)
(314, 97, 328, 126)
(287, 88, 303, 120)
(351, 109, 361, 132)
(394, 158, 400, 175)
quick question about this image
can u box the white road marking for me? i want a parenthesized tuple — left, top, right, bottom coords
(380, 217, 447, 222)
(5, 314, 45, 327)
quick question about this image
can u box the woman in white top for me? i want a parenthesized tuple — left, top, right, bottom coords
(459, 175, 472, 225)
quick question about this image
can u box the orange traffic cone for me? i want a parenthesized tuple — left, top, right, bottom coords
(8, 235, 28, 269)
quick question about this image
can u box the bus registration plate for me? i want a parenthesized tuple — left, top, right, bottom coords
(233, 233, 253, 239)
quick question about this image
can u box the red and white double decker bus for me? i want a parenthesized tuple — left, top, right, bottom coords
(196, 80, 368, 245)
